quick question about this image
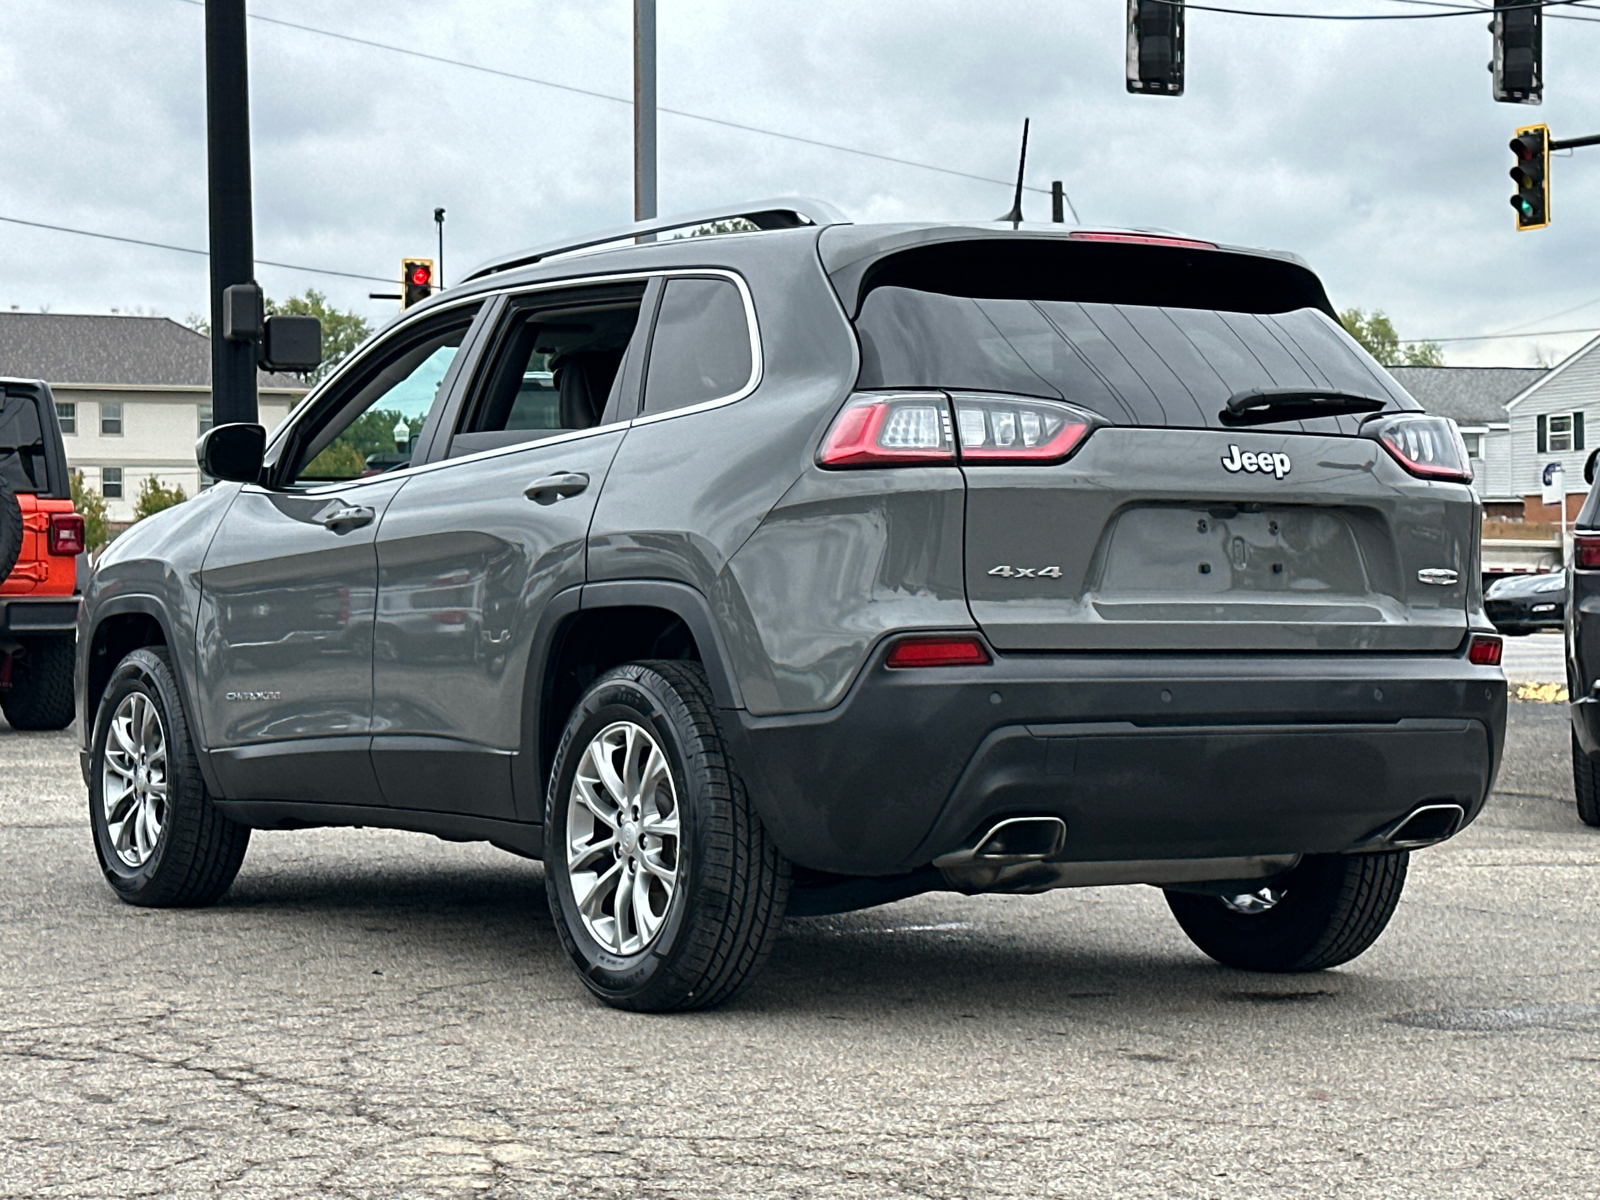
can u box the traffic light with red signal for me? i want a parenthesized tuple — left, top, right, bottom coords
(1509, 125, 1550, 231)
(401, 258, 435, 308)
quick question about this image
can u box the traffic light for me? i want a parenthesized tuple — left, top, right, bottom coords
(401, 258, 435, 309)
(1491, 0, 1541, 105)
(1509, 125, 1550, 231)
(1126, 0, 1184, 97)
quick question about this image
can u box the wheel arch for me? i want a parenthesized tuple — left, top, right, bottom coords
(515, 580, 744, 820)
(80, 597, 223, 794)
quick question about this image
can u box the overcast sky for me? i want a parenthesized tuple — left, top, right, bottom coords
(3, 0, 1598, 366)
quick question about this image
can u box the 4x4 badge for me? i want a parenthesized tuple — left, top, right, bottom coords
(1221, 445, 1291, 480)
(988, 565, 1062, 579)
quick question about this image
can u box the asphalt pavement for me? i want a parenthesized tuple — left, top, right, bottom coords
(3, 701, 1598, 1199)
(1500, 630, 1567, 685)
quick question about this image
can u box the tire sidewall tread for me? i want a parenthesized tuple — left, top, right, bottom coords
(544, 660, 789, 1012)
(88, 646, 248, 907)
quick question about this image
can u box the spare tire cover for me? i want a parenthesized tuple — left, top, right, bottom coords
(0, 475, 21, 582)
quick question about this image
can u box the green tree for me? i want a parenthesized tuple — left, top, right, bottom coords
(1339, 308, 1445, 367)
(69, 471, 110, 554)
(133, 476, 188, 522)
(267, 289, 372, 383)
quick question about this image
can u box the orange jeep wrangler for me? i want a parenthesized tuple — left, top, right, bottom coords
(1, 379, 85, 730)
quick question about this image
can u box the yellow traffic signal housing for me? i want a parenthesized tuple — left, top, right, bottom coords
(401, 258, 435, 308)
(1509, 125, 1550, 231)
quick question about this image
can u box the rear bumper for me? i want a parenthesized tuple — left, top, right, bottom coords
(0, 597, 81, 635)
(727, 642, 1507, 877)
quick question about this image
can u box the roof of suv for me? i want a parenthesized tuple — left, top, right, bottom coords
(423, 198, 1332, 322)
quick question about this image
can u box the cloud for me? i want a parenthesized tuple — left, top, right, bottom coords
(2, 0, 1597, 365)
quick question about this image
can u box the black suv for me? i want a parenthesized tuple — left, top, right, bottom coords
(77, 200, 1507, 1010)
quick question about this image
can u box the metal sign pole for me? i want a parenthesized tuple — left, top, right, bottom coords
(204, 0, 259, 427)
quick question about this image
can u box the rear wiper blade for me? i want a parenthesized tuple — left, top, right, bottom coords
(1220, 388, 1388, 428)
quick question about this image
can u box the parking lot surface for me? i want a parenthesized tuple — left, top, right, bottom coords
(1500, 630, 1566, 685)
(3, 702, 1598, 1199)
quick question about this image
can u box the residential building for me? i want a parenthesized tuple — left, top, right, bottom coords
(1388, 364, 1545, 515)
(0, 312, 307, 521)
(1502, 334, 1600, 523)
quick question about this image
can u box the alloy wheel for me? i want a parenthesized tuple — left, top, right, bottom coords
(101, 692, 168, 868)
(565, 720, 681, 956)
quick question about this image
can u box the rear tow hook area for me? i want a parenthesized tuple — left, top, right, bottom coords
(932, 815, 1299, 895)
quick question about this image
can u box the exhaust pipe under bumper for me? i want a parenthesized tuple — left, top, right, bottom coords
(933, 817, 1299, 894)
(1353, 802, 1466, 852)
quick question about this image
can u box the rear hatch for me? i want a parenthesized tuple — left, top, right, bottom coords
(836, 234, 1477, 653)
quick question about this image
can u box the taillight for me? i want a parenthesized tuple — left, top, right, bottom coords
(885, 635, 991, 669)
(818, 392, 955, 467)
(1366, 414, 1473, 483)
(949, 392, 1097, 463)
(1468, 634, 1503, 667)
(1575, 533, 1600, 570)
(48, 513, 86, 556)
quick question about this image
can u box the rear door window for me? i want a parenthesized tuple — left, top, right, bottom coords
(853, 287, 1414, 433)
(0, 390, 48, 493)
(642, 277, 754, 416)
(449, 283, 650, 457)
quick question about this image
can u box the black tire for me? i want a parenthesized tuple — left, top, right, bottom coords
(1165, 851, 1408, 972)
(0, 634, 76, 730)
(1573, 731, 1600, 828)
(544, 660, 790, 1012)
(88, 647, 249, 906)
(1497, 625, 1532, 637)
(0, 475, 20, 582)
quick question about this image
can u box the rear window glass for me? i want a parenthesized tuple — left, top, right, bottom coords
(854, 287, 1416, 432)
(0, 391, 48, 493)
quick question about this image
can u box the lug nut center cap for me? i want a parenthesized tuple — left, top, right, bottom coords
(621, 822, 640, 854)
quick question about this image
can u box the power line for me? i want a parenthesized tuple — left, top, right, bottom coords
(170, 0, 1056, 197)
(1386, 0, 1600, 21)
(1147, 0, 1590, 19)
(1401, 325, 1600, 342)
(0, 214, 394, 284)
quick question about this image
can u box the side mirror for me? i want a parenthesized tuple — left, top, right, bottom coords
(1586, 447, 1599, 486)
(198, 422, 266, 484)
(259, 314, 322, 374)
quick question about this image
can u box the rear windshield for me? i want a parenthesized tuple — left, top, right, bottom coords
(0, 391, 49, 494)
(854, 287, 1417, 432)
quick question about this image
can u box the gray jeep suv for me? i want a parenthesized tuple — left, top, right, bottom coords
(77, 199, 1507, 1011)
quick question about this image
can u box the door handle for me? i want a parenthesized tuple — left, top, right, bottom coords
(524, 472, 590, 504)
(317, 503, 375, 532)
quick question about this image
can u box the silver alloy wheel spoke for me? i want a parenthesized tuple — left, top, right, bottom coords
(101, 692, 168, 869)
(566, 719, 681, 957)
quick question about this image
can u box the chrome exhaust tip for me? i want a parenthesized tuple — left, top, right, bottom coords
(1356, 802, 1466, 851)
(932, 816, 1067, 869)
(1386, 803, 1465, 849)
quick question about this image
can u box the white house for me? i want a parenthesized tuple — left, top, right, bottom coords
(1388, 364, 1544, 515)
(0, 312, 307, 521)
(1502, 333, 1600, 523)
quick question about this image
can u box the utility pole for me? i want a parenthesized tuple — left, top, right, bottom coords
(204, 0, 259, 427)
(634, 0, 657, 226)
(434, 207, 446, 287)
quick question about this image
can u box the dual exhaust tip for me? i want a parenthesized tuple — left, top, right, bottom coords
(936, 801, 1466, 876)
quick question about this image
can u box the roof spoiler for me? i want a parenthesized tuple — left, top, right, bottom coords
(463, 197, 850, 283)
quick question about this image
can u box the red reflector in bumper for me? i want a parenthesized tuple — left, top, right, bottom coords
(1468, 634, 1503, 667)
(885, 635, 991, 669)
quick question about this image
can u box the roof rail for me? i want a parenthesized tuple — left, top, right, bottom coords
(462, 197, 849, 283)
